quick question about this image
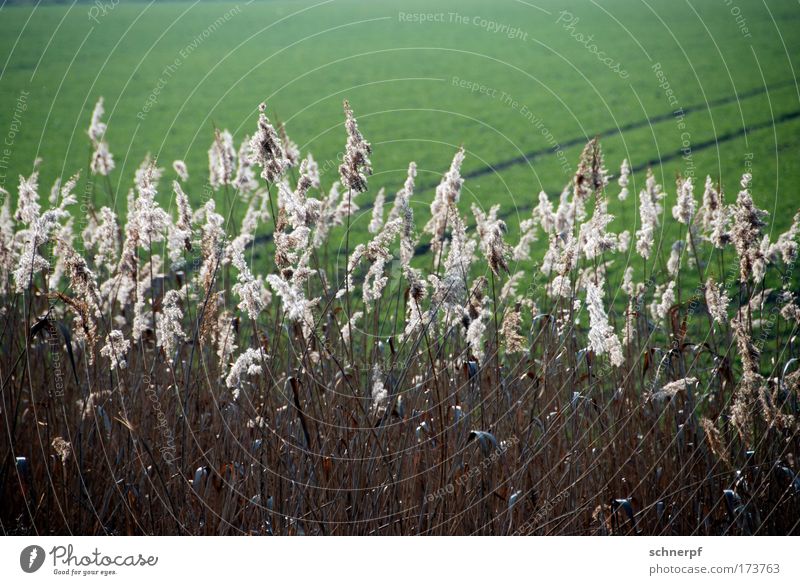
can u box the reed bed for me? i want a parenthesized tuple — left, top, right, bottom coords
(1, 99, 799, 535)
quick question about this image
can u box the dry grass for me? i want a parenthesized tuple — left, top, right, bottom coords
(1, 101, 799, 535)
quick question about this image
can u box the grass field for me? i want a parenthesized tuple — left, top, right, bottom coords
(1, 0, 799, 249)
(2, 1, 800, 537)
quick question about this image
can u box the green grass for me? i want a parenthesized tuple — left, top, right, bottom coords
(2, 2, 800, 537)
(0, 0, 798, 252)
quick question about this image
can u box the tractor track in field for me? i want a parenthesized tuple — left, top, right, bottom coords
(627, 109, 800, 175)
(410, 107, 800, 255)
(417, 78, 798, 188)
(248, 80, 798, 255)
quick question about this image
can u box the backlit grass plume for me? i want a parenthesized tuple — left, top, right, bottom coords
(1, 98, 798, 538)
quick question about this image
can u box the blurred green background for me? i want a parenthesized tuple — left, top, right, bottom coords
(0, 0, 798, 255)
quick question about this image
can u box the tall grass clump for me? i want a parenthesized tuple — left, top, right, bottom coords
(1, 99, 799, 535)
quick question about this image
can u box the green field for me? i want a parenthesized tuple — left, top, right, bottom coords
(1, 0, 798, 250)
(4, 1, 800, 539)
